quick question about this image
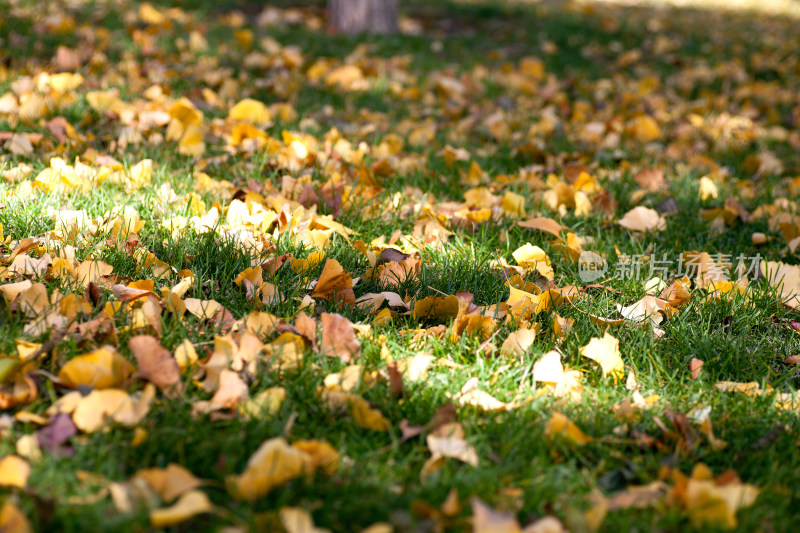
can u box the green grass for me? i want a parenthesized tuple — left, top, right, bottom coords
(1, 0, 800, 531)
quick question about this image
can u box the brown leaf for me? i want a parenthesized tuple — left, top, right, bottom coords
(311, 259, 355, 305)
(634, 167, 668, 193)
(377, 248, 410, 265)
(517, 216, 566, 238)
(294, 312, 318, 350)
(209, 369, 249, 409)
(387, 362, 404, 398)
(690, 358, 704, 380)
(128, 335, 182, 394)
(320, 313, 361, 362)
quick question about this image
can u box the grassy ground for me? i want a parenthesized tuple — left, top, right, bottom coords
(1, 0, 799, 531)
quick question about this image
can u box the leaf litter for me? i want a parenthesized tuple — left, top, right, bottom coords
(0, 0, 799, 530)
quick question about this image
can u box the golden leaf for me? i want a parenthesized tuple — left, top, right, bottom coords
(0, 455, 31, 488)
(150, 490, 213, 528)
(544, 412, 593, 445)
(580, 333, 624, 380)
(58, 346, 135, 389)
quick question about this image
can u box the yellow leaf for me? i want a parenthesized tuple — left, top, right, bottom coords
(168, 97, 202, 127)
(580, 333, 624, 380)
(280, 507, 331, 533)
(511, 243, 553, 279)
(501, 191, 526, 217)
(698, 176, 719, 200)
(291, 440, 339, 476)
(684, 475, 759, 529)
(174, 340, 198, 372)
(178, 125, 205, 157)
(150, 490, 213, 528)
(761, 260, 800, 308)
(136, 464, 203, 502)
(228, 437, 307, 501)
(501, 328, 536, 356)
(544, 412, 593, 445)
(229, 98, 271, 125)
(58, 346, 135, 389)
(0, 500, 32, 533)
(0, 455, 31, 488)
(413, 295, 459, 322)
(425, 426, 479, 469)
(238, 387, 286, 420)
(348, 395, 391, 431)
(184, 298, 222, 320)
(74, 259, 113, 287)
(628, 115, 661, 143)
(70, 385, 155, 433)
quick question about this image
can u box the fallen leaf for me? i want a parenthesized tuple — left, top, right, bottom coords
(618, 206, 666, 233)
(0, 455, 30, 488)
(544, 412, 593, 445)
(58, 346, 136, 389)
(228, 437, 335, 501)
(69, 385, 155, 433)
(413, 295, 459, 322)
(280, 507, 331, 533)
(761, 260, 800, 308)
(128, 335, 181, 393)
(470, 497, 520, 533)
(0, 500, 32, 533)
(580, 333, 624, 380)
(690, 358, 704, 380)
(150, 490, 213, 528)
(501, 328, 536, 356)
(311, 259, 355, 305)
(136, 463, 203, 502)
(517, 217, 565, 238)
(320, 313, 361, 362)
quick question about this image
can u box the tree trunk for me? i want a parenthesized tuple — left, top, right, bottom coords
(328, 0, 398, 35)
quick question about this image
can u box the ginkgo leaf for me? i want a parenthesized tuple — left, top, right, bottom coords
(761, 260, 800, 308)
(627, 115, 661, 142)
(698, 176, 718, 200)
(470, 498, 521, 533)
(136, 463, 203, 502)
(70, 385, 155, 433)
(413, 295, 459, 321)
(280, 507, 331, 533)
(311, 259, 355, 305)
(58, 346, 135, 389)
(0, 500, 33, 533)
(544, 412, 593, 445)
(456, 378, 511, 412)
(178, 125, 205, 157)
(228, 437, 337, 501)
(0, 455, 31, 488)
(580, 332, 624, 380)
(129, 335, 181, 393)
(500, 328, 536, 356)
(320, 312, 361, 362)
(348, 395, 391, 431)
(618, 206, 666, 233)
(517, 216, 565, 238)
(228, 98, 271, 125)
(150, 490, 213, 528)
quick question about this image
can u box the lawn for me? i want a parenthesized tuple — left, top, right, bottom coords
(1, 0, 799, 531)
